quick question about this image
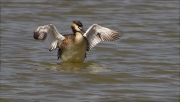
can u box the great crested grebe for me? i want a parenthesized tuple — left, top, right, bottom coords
(34, 21, 122, 63)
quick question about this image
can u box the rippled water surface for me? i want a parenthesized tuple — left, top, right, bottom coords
(1, 0, 179, 102)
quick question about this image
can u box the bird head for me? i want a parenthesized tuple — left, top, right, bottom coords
(71, 21, 84, 33)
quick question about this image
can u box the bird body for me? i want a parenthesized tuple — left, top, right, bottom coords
(58, 33, 88, 62)
(34, 21, 122, 63)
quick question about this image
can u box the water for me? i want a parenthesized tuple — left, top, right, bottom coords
(1, 0, 179, 101)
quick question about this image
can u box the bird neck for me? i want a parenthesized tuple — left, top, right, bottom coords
(75, 31, 83, 37)
(75, 31, 84, 43)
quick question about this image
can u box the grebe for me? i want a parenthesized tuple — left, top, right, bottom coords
(34, 21, 122, 63)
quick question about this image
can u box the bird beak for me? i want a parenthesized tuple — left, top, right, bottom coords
(79, 27, 85, 33)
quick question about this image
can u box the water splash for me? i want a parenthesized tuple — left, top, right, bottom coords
(33, 61, 110, 73)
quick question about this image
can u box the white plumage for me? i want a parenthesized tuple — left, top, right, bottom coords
(34, 21, 122, 62)
(83, 24, 121, 49)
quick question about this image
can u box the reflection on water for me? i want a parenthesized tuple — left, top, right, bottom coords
(34, 61, 110, 73)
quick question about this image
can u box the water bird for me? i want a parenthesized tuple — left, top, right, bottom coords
(34, 21, 122, 63)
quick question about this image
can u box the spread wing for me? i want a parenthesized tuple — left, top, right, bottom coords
(83, 24, 122, 50)
(34, 24, 65, 51)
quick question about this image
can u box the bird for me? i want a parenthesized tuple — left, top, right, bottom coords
(34, 21, 122, 63)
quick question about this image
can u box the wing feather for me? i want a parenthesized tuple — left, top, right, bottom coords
(83, 24, 122, 49)
(34, 24, 65, 51)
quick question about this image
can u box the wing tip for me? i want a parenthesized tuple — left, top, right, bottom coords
(112, 31, 123, 40)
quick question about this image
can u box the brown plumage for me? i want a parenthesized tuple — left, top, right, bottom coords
(57, 34, 75, 59)
(33, 21, 122, 63)
(57, 34, 89, 60)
